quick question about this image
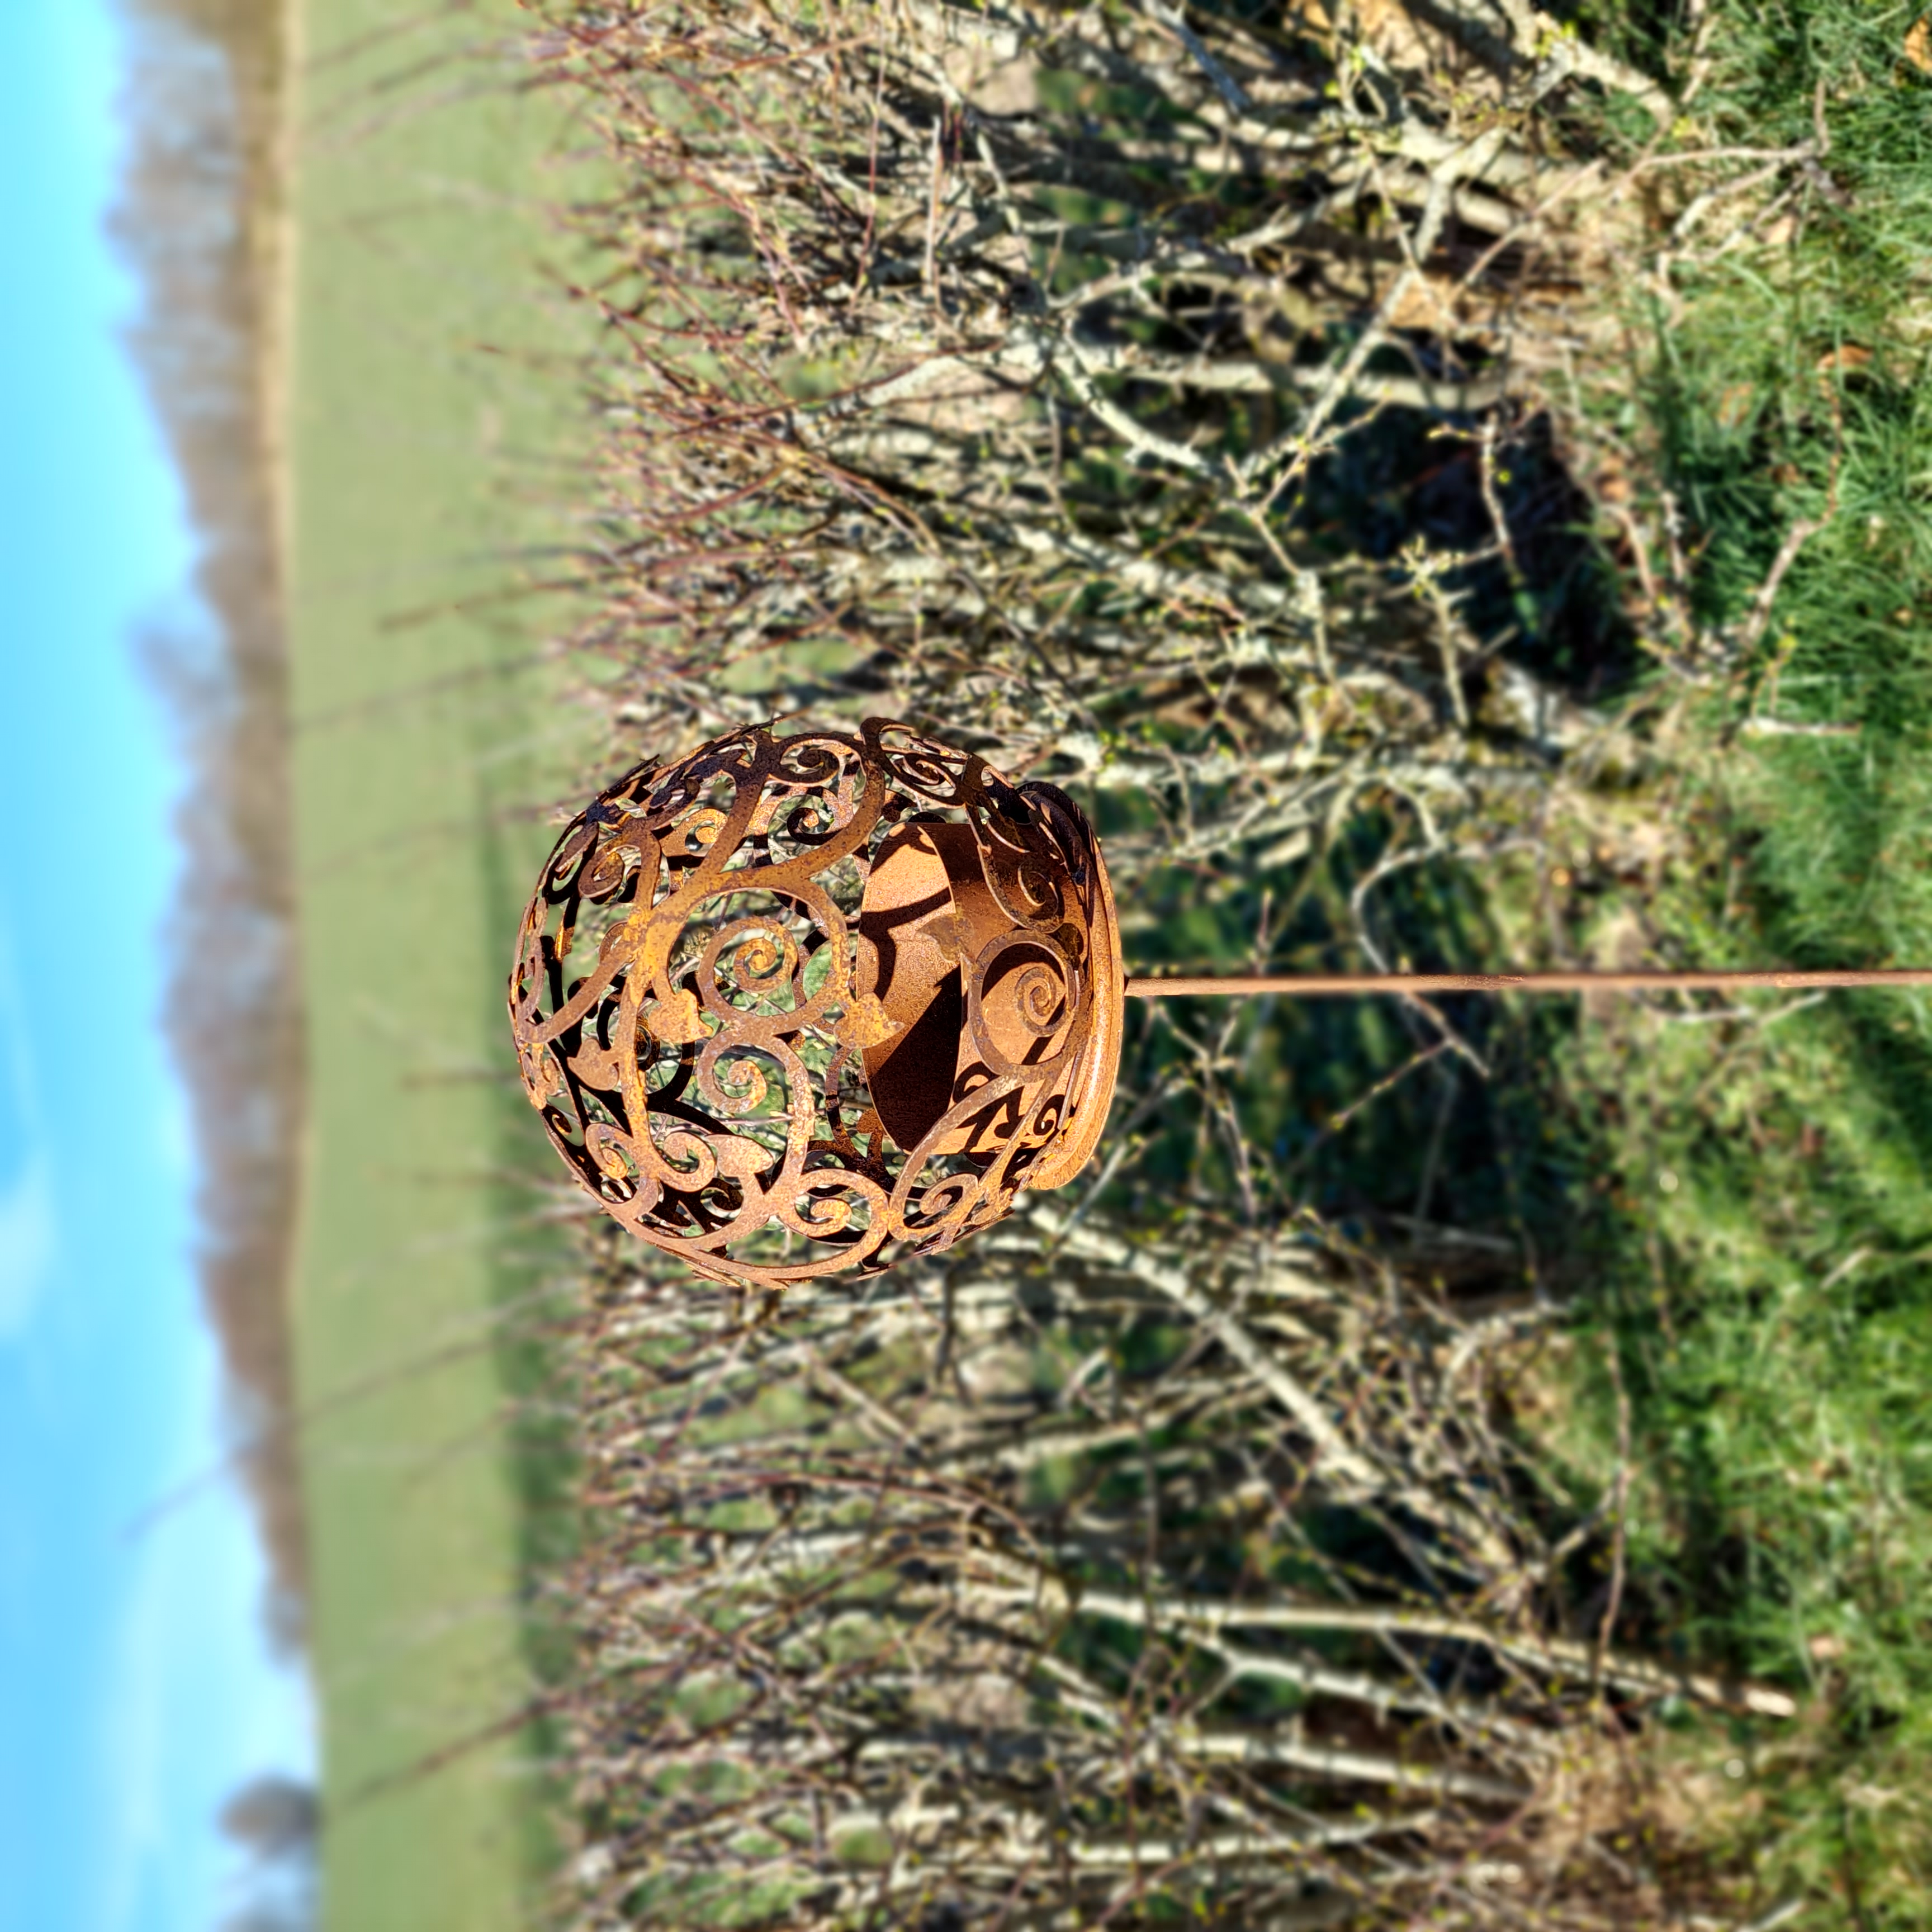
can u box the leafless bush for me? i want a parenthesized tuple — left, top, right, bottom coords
(554, 1202, 1791, 1929)
(522, 4, 1821, 1924)
(527, 0, 1675, 869)
(117, 0, 307, 1645)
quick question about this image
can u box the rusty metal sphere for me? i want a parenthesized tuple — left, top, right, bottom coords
(508, 718, 1124, 1286)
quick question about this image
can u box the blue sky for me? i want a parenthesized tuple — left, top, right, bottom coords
(0, 3, 316, 1928)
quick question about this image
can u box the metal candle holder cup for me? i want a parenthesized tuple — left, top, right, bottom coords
(512, 718, 1932, 1286)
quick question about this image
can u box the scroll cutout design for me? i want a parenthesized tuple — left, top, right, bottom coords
(509, 719, 1123, 1286)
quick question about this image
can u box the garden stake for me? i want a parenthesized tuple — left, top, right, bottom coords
(511, 719, 1931, 1286)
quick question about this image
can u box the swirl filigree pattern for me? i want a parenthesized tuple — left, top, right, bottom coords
(508, 719, 1123, 1286)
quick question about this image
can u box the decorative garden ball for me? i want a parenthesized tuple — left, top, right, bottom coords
(508, 718, 1124, 1287)
(512, 718, 1932, 1289)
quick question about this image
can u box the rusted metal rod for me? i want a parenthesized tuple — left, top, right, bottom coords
(1126, 969, 1932, 998)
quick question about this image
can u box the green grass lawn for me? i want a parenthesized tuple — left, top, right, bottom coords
(1514, 9, 1932, 1909)
(283, 3, 601, 1925)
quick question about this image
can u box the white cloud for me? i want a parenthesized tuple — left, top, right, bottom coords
(0, 1154, 55, 1339)
(92, 1374, 318, 1932)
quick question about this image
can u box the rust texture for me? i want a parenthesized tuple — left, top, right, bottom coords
(510, 719, 1123, 1286)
